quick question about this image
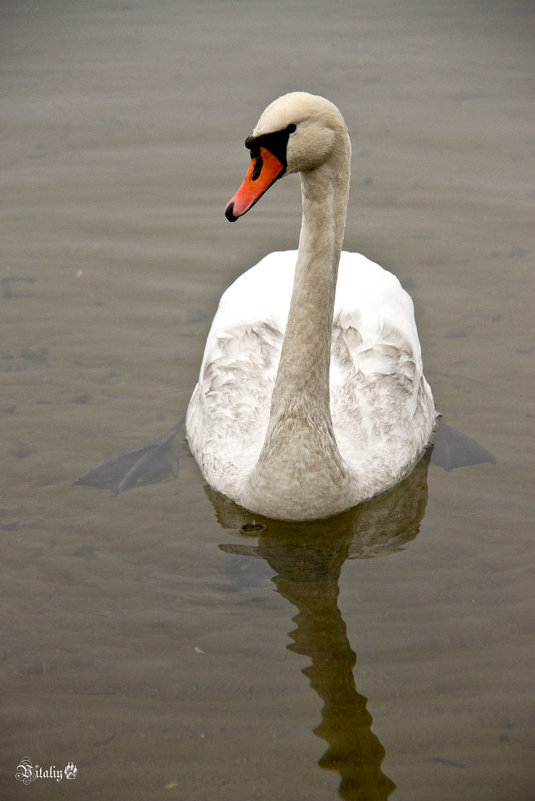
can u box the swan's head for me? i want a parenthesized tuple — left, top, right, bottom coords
(225, 92, 349, 222)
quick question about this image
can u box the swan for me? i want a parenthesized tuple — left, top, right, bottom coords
(186, 92, 436, 521)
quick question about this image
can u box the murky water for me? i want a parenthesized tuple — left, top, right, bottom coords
(2, 1, 534, 799)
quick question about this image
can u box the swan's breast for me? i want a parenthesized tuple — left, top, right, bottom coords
(187, 249, 435, 502)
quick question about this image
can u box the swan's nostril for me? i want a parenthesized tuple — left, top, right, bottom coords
(225, 202, 238, 222)
(251, 155, 263, 181)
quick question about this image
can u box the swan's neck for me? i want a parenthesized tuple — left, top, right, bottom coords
(246, 136, 352, 519)
(274, 154, 350, 418)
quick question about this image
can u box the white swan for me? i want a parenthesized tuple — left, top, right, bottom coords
(186, 92, 436, 521)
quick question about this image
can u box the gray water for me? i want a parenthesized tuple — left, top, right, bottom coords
(1, 1, 534, 799)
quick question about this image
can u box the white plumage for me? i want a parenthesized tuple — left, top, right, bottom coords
(186, 93, 436, 520)
(187, 251, 435, 516)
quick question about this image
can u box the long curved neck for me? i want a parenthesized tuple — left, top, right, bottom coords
(272, 145, 350, 420)
(246, 133, 352, 519)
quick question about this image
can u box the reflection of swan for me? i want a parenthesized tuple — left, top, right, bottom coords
(216, 452, 432, 800)
(186, 92, 436, 521)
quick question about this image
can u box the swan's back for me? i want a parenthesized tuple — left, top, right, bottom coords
(186, 251, 435, 502)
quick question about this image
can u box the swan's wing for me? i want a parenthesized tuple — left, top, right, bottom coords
(186, 252, 298, 493)
(186, 319, 284, 495)
(205, 250, 296, 339)
(190, 251, 296, 438)
(332, 252, 426, 411)
(192, 320, 283, 437)
(331, 318, 432, 461)
(331, 253, 436, 469)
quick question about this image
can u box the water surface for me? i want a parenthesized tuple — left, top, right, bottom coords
(2, 1, 534, 799)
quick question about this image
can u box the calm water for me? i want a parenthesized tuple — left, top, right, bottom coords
(1, 1, 534, 799)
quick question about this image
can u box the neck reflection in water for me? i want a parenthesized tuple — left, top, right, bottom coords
(212, 451, 431, 801)
(211, 454, 429, 801)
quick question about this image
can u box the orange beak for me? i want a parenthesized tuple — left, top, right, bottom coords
(225, 146, 285, 222)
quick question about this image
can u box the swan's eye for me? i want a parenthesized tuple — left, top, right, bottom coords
(244, 125, 296, 170)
